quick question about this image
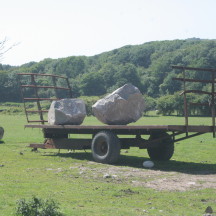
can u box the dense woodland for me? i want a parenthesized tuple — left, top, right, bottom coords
(1, 38, 216, 115)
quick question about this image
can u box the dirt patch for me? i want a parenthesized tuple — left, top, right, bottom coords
(83, 161, 216, 191)
(144, 173, 216, 191)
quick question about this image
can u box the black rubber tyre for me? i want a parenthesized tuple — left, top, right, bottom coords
(147, 131, 174, 161)
(91, 131, 121, 164)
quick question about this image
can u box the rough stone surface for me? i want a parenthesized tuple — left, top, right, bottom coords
(0, 127, 4, 139)
(92, 83, 145, 125)
(48, 99, 86, 125)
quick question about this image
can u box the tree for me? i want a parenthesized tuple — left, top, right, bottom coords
(79, 72, 106, 96)
(156, 95, 175, 115)
(0, 37, 17, 62)
(114, 63, 141, 89)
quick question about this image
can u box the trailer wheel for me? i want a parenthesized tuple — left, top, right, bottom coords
(147, 132, 174, 161)
(91, 131, 121, 164)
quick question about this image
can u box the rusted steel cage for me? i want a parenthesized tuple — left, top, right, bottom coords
(172, 65, 216, 137)
(17, 73, 72, 124)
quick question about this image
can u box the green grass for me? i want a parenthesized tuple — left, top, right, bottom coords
(0, 113, 216, 215)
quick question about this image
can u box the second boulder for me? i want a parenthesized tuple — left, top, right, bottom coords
(92, 84, 145, 125)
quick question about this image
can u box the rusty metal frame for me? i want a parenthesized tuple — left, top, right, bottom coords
(19, 67, 216, 152)
(28, 136, 173, 150)
(172, 65, 216, 137)
(24, 124, 215, 134)
(26, 124, 214, 150)
(18, 73, 72, 124)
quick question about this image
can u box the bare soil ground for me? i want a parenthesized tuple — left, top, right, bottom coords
(73, 161, 216, 191)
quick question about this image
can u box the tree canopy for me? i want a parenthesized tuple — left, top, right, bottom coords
(1, 38, 216, 115)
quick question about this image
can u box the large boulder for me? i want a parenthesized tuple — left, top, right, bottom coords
(0, 127, 4, 140)
(92, 84, 145, 125)
(48, 99, 86, 125)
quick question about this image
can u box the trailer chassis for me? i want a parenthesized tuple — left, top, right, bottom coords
(18, 66, 216, 164)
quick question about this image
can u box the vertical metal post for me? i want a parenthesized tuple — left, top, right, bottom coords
(52, 76, 58, 98)
(31, 75, 44, 124)
(183, 68, 188, 135)
(66, 78, 73, 98)
(211, 72, 215, 137)
(18, 75, 30, 123)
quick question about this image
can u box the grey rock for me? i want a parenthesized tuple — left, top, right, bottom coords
(92, 84, 145, 125)
(103, 173, 112, 179)
(112, 175, 118, 179)
(48, 98, 86, 125)
(0, 127, 4, 140)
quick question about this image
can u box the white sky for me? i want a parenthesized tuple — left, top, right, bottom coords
(1, 0, 216, 66)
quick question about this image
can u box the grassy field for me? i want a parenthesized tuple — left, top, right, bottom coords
(0, 113, 216, 215)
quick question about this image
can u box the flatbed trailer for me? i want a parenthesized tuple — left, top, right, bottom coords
(18, 66, 216, 164)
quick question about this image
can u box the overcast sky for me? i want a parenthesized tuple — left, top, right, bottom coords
(1, 0, 216, 66)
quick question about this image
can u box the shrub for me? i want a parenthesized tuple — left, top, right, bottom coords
(143, 95, 157, 115)
(15, 196, 64, 216)
(2, 107, 24, 114)
(79, 96, 100, 116)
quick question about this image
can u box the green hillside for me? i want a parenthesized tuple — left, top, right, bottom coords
(1, 38, 216, 115)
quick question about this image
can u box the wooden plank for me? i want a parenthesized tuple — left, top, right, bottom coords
(24, 124, 213, 133)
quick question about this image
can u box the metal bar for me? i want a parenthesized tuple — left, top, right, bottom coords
(66, 78, 73, 98)
(173, 65, 216, 138)
(20, 85, 71, 90)
(28, 120, 48, 123)
(17, 75, 30, 122)
(183, 68, 188, 135)
(44, 138, 92, 149)
(27, 124, 170, 130)
(173, 77, 214, 84)
(172, 65, 216, 73)
(23, 98, 59, 101)
(183, 90, 212, 95)
(52, 76, 58, 98)
(18, 73, 73, 124)
(173, 131, 185, 136)
(24, 124, 213, 132)
(17, 73, 68, 79)
(29, 137, 173, 150)
(174, 132, 205, 142)
(26, 110, 48, 113)
(31, 75, 44, 124)
(211, 72, 215, 138)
